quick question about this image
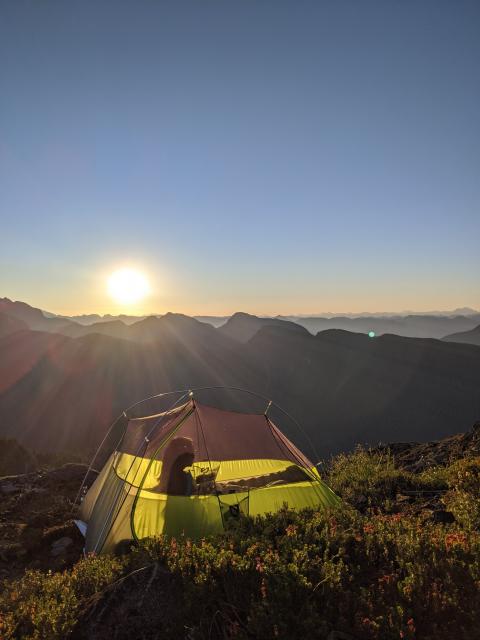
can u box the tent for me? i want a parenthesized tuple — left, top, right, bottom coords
(77, 391, 339, 554)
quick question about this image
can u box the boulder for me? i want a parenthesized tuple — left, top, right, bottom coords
(50, 536, 73, 556)
(432, 510, 455, 524)
(0, 482, 20, 494)
(42, 463, 95, 485)
(327, 631, 358, 640)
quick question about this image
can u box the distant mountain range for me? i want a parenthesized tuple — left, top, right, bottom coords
(0, 297, 479, 458)
(443, 323, 480, 347)
(42, 306, 480, 324)
(276, 313, 480, 340)
(4, 297, 480, 341)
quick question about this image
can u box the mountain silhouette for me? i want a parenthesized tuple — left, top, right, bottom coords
(279, 313, 480, 339)
(0, 298, 76, 333)
(219, 311, 309, 342)
(0, 311, 259, 453)
(4, 298, 479, 341)
(443, 323, 480, 347)
(245, 325, 480, 455)
(60, 319, 131, 340)
(0, 312, 28, 338)
(0, 304, 479, 458)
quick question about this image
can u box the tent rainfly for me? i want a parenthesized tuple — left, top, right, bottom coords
(77, 393, 339, 554)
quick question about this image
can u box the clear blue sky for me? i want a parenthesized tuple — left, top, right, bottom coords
(1, 0, 479, 315)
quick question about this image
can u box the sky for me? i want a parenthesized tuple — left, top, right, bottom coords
(0, 0, 479, 316)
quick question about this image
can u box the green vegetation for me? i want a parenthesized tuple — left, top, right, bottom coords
(443, 457, 480, 531)
(326, 447, 415, 507)
(326, 447, 450, 509)
(0, 557, 124, 640)
(1, 449, 480, 639)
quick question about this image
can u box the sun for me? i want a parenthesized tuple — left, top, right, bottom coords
(107, 268, 151, 305)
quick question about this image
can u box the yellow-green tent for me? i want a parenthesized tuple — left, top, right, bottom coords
(78, 396, 338, 554)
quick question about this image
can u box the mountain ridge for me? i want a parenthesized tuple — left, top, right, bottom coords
(443, 323, 480, 347)
(3, 297, 480, 340)
(1, 298, 479, 459)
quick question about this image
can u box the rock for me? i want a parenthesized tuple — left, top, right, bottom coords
(432, 510, 455, 524)
(51, 536, 73, 556)
(372, 425, 480, 472)
(45, 464, 94, 484)
(0, 542, 27, 561)
(327, 631, 358, 640)
(30, 486, 48, 495)
(52, 536, 73, 548)
(0, 482, 19, 494)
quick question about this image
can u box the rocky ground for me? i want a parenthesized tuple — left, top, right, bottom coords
(0, 464, 97, 580)
(374, 422, 480, 470)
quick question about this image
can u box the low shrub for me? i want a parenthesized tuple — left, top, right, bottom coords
(416, 465, 449, 490)
(118, 506, 480, 640)
(0, 556, 125, 640)
(325, 448, 457, 512)
(443, 457, 480, 530)
(325, 447, 417, 508)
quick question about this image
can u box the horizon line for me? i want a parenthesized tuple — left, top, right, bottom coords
(2, 297, 479, 319)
